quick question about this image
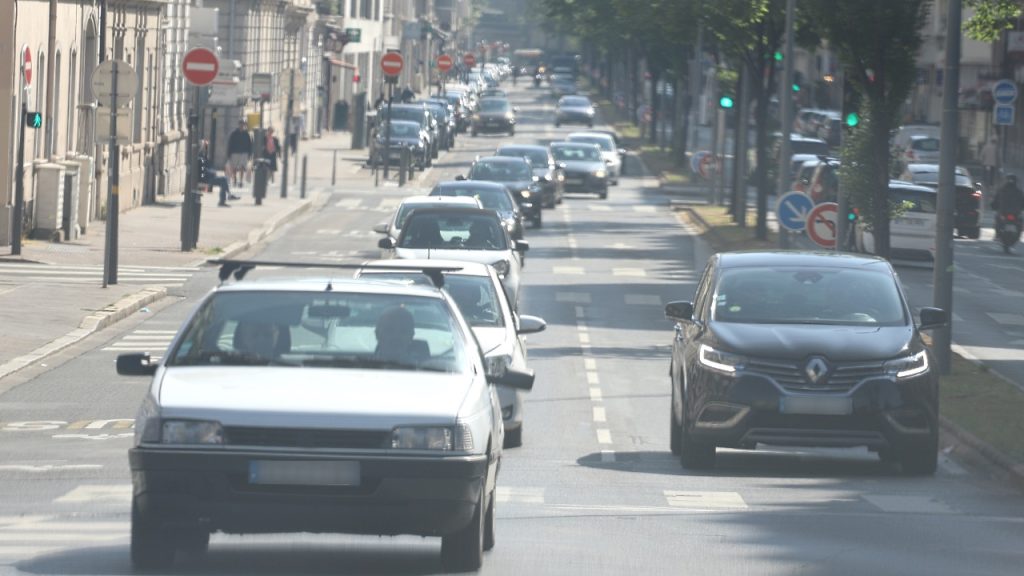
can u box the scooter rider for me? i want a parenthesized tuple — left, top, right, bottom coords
(992, 173, 1024, 222)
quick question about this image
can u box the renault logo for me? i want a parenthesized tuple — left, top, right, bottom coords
(805, 357, 829, 384)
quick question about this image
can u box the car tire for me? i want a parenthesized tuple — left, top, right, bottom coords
(532, 213, 542, 228)
(678, 404, 716, 470)
(599, 189, 608, 200)
(483, 488, 496, 551)
(901, 431, 938, 476)
(131, 498, 175, 570)
(504, 425, 522, 448)
(967, 227, 981, 239)
(670, 382, 682, 456)
(178, 529, 210, 555)
(555, 121, 561, 128)
(440, 484, 485, 571)
(471, 130, 478, 137)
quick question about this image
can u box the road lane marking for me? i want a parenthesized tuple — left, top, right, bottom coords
(496, 487, 544, 504)
(986, 312, 1024, 326)
(586, 371, 600, 385)
(129, 330, 177, 335)
(557, 292, 591, 304)
(66, 419, 134, 430)
(589, 205, 611, 211)
(625, 294, 662, 306)
(0, 464, 103, 472)
(664, 491, 748, 510)
(54, 485, 132, 504)
(553, 266, 585, 275)
(334, 198, 362, 209)
(589, 388, 603, 401)
(596, 429, 612, 444)
(593, 406, 606, 422)
(578, 333, 590, 344)
(584, 358, 597, 370)
(577, 324, 589, 333)
(601, 450, 616, 463)
(633, 205, 657, 213)
(613, 268, 647, 277)
(863, 495, 953, 514)
(315, 229, 343, 235)
(52, 433, 133, 441)
(575, 306, 586, 319)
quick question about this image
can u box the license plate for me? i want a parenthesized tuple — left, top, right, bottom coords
(249, 460, 360, 486)
(566, 178, 583, 185)
(779, 396, 853, 416)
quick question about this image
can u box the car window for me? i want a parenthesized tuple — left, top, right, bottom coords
(712, 267, 907, 326)
(551, 146, 601, 162)
(395, 203, 430, 229)
(561, 97, 590, 107)
(387, 123, 418, 138)
(569, 136, 613, 151)
(499, 149, 548, 167)
(480, 99, 510, 113)
(692, 263, 715, 322)
(892, 188, 937, 214)
(791, 140, 829, 155)
(168, 291, 470, 373)
(912, 138, 940, 152)
(432, 187, 514, 212)
(471, 161, 532, 181)
(399, 213, 509, 251)
(355, 275, 505, 329)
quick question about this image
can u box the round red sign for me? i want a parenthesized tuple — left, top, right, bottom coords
(805, 202, 839, 249)
(463, 53, 477, 68)
(436, 54, 454, 73)
(381, 52, 404, 77)
(181, 48, 219, 86)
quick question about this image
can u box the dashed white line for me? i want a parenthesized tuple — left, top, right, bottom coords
(596, 429, 612, 444)
(633, 205, 657, 213)
(625, 294, 663, 306)
(592, 406, 606, 422)
(584, 358, 597, 371)
(578, 333, 591, 344)
(557, 292, 592, 304)
(554, 266, 585, 275)
(664, 491, 748, 510)
(575, 306, 586, 319)
(589, 388, 603, 402)
(586, 371, 600, 385)
(600, 450, 616, 463)
(613, 268, 648, 277)
(495, 487, 545, 504)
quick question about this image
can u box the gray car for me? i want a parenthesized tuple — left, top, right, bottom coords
(549, 141, 609, 199)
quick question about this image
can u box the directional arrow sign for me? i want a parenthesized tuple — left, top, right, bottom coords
(776, 192, 814, 232)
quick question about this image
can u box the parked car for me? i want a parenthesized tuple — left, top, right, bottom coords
(356, 259, 547, 448)
(899, 163, 983, 238)
(495, 144, 565, 208)
(555, 95, 595, 127)
(567, 131, 622, 184)
(472, 98, 517, 137)
(665, 251, 945, 474)
(378, 104, 438, 160)
(463, 156, 543, 228)
(857, 180, 939, 260)
(119, 260, 534, 571)
(429, 180, 526, 240)
(901, 135, 942, 167)
(549, 142, 609, 199)
(370, 120, 431, 169)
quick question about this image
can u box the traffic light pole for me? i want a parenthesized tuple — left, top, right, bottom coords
(11, 101, 27, 255)
(103, 62, 120, 286)
(776, 0, 796, 249)
(836, 71, 850, 252)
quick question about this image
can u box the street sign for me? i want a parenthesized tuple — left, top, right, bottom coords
(94, 108, 133, 146)
(90, 60, 137, 107)
(345, 28, 362, 43)
(463, 53, 477, 68)
(252, 73, 273, 101)
(437, 54, 454, 73)
(776, 191, 814, 232)
(805, 202, 839, 248)
(698, 153, 720, 179)
(995, 104, 1015, 126)
(23, 47, 31, 86)
(381, 52, 404, 77)
(992, 79, 1018, 105)
(690, 150, 709, 175)
(182, 47, 219, 86)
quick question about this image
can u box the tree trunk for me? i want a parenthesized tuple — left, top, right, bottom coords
(870, 101, 892, 259)
(753, 79, 771, 240)
(675, 72, 688, 164)
(649, 67, 661, 145)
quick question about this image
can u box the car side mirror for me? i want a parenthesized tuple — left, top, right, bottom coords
(605, 159, 612, 165)
(665, 301, 695, 323)
(372, 223, 389, 234)
(532, 175, 540, 182)
(514, 240, 529, 253)
(918, 307, 947, 331)
(487, 367, 534, 391)
(557, 162, 567, 170)
(517, 314, 547, 335)
(378, 237, 396, 250)
(117, 353, 158, 377)
(514, 106, 520, 113)
(619, 148, 627, 156)
(455, 175, 466, 181)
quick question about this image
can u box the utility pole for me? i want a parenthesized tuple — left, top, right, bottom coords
(103, 62, 120, 285)
(12, 101, 27, 256)
(835, 70, 849, 252)
(933, 0, 962, 375)
(281, 68, 294, 198)
(776, 0, 796, 248)
(688, 16, 704, 154)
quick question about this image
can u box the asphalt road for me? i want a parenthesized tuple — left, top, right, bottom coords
(1, 82, 1023, 576)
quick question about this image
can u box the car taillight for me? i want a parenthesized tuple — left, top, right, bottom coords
(973, 190, 982, 198)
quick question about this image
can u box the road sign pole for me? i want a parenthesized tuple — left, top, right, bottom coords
(384, 81, 393, 179)
(103, 62, 120, 286)
(777, 0, 796, 249)
(11, 101, 27, 255)
(182, 87, 199, 251)
(281, 68, 294, 199)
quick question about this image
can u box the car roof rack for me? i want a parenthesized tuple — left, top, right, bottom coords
(208, 259, 463, 288)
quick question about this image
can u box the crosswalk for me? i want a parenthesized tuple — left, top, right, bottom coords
(329, 196, 668, 215)
(101, 329, 176, 354)
(0, 263, 197, 288)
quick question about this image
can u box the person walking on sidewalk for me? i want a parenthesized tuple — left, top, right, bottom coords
(198, 140, 238, 207)
(263, 127, 282, 183)
(226, 120, 253, 187)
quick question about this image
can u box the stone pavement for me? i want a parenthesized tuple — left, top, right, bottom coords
(0, 129, 384, 381)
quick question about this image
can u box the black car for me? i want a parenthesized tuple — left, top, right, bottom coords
(472, 98, 516, 137)
(371, 120, 430, 169)
(665, 252, 946, 474)
(555, 95, 595, 127)
(463, 156, 542, 228)
(380, 104, 438, 159)
(430, 180, 526, 240)
(495, 144, 564, 208)
(549, 142, 608, 199)
(421, 99, 457, 150)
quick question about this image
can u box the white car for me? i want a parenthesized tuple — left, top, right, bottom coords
(566, 131, 622, 184)
(372, 195, 481, 250)
(355, 259, 547, 448)
(378, 206, 528, 309)
(117, 260, 533, 571)
(857, 181, 937, 260)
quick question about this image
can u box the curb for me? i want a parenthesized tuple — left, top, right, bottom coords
(939, 415, 1024, 489)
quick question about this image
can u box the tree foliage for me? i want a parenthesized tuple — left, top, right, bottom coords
(965, 0, 1022, 42)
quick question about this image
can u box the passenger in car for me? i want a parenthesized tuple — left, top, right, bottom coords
(375, 306, 430, 364)
(234, 321, 287, 359)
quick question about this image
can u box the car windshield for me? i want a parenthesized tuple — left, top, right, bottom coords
(384, 108, 425, 125)
(562, 97, 590, 107)
(912, 138, 940, 151)
(500, 149, 548, 167)
(470, 161, 532, 181)
(398, 213, 509, 251)
(480, 99, 510, 113)
(892, 188, 937, 214)
(713, 267, 907, 326)
(167, 291, 470, 373)
(395, 203, 435, 230)
(569, 136, 612, 151)
(385, 122, 419, 138)
(360, 274, 505, 328)
(432, 186, 514, 212)
(552, 145, 601, 162)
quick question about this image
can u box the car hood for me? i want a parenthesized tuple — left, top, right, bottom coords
(478, 111, 512, 119)
(395, 247, 514, 266)
(499, 180, 535, 192)
(711, 322, 915, 362)
(473, 326, 510, 356)
(559, 106, 592, 114)
(158, 367, 472, 428)
(559, 160, 605, 172)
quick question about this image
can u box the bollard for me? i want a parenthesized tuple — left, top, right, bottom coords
(408, 148, 416, 181)
(253, 159, 269, 206)
(331, 149, 337, 186)
(301, 155, 307, 199)
(399, 146, 408, 187)
(191, 189, 202, 248)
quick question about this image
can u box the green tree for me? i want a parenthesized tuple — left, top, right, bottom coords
(805, 0, 929, 258)
(964, 0, 1022, 42)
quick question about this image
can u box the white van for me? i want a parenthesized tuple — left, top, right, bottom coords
(857, 181, 937, 260)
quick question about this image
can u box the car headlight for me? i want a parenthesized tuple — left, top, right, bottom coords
(392, 426, 453, 450)
(698, 344, 745, 374)
(557, 173, 565, 182)
(473, 114, 481, 121)
(486, 354, 513, 377)
(594, 169, 607, 179)
(505, 221, 517, 232)
(520, 190, 532, 198)
(506, 112, 515, 119)
(493, 259, 510, 277)
(161, 420, 224, 445)
(885, 350, 929, 380)
(587, 109, 595, 115)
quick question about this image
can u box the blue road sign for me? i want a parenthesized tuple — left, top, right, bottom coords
(776, 191, 815, 232)
(992, 79, 1018, 105)
(995, 104, 1015, 126)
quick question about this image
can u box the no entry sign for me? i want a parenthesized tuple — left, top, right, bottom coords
(381, 52, 404, 77)
(805, 202, 839, 249)
(437, 54, 454, 73)
(463, 53, 477, 68)
(182, 48, 219, 86)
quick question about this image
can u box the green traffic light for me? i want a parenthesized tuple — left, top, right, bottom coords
(719, 95, 735, 109)
(845, 112, 859, 127)
(25, 112, 42, 129)
(792, 84, 800, 92)
(774, 51, 783, 62)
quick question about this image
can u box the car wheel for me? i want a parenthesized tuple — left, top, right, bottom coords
(131, 498, 175, 570)
(178, 529, 210, 555)
(471, 130, 478, 137)
(557, 194, 563, 205)
(901, 431, 938, 476)
(555, 121, 561, 127)
(599, 189, 608, 200)
(483, 488, 496, 551)
(440, 483, 485, 571)
(678, 403, 716, 470)
(670, 380, 682, 456)
(967, 227, 981, 239)
(532, 213, 542, 228)
(504, 425, 522, 448)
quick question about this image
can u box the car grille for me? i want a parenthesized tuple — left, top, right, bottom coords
(224, 427, 391, 449)
(744, 358, 887, 392)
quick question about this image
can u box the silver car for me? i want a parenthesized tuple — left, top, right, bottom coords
(356, 259, 547, 448)
(117, 261, 533, 571)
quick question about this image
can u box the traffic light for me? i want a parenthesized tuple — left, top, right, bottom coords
(847, 207, 859, 222)
(842, 77, 861, 129)
(24, 111, 41, 129)
(719, 94, 735, 109)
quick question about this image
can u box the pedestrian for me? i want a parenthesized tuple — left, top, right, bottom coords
(373, 92, 385, 111)
(288, 117, 301, 156)
(198, 140, 237, 207)
(226, 120, 253, 187)
(401, 84, 415, 103)
(980, 136, 998, 188)
(263, 127, 281, 183)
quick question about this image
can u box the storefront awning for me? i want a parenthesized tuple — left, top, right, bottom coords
(326, 58, 358, 72)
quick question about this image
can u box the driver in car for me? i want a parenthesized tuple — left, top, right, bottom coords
(375, 306, 430, 364)
(234, 321, 284, 359)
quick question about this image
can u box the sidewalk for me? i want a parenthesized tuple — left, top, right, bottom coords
(0, 129, 370, 382)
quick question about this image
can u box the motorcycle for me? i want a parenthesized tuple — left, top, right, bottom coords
(996, 212, 1022, 253)
(533, 74, 542, 88)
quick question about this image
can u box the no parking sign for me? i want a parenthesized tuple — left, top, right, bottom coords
(805, 202, 838, 249)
